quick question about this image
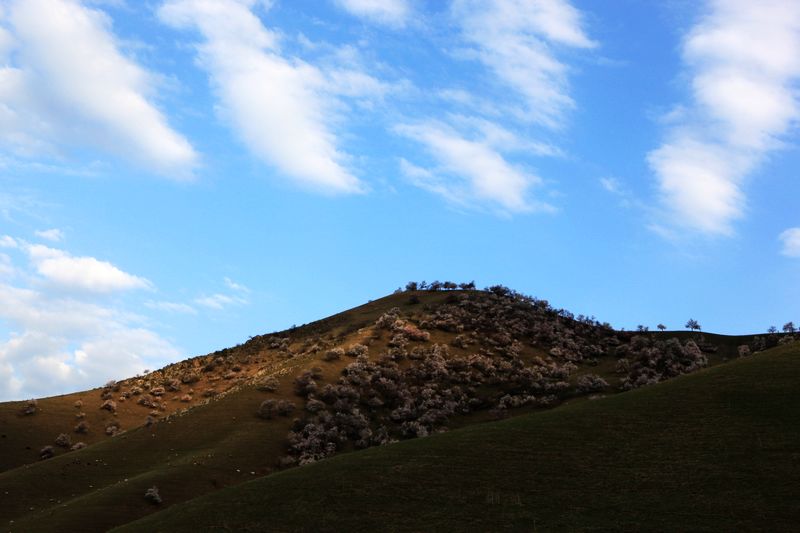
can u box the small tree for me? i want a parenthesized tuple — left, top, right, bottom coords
(685, 319, 701, 332)
(767, 325, 778, 334)
(657, 324, 666, 332)
(783, 322, 796, 334)
(405, 281, 418, 291)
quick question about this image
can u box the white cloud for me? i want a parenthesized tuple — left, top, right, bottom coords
(0, 235, 18, 248)
(779, 227, 800, 257)
(194, 292, 247, 310)
(26, 243, 151, 293)
(333, 0, 411, 28)
(397, 121, 550, 214)
(159, 0, 363, 194)
(648, 0, 800, 235)
(0, 246, 180, 400)
(452, 0, 595, 128)
(600, 177, 620, 194)
(34, 228, 63, 242)
(0, 0, 197, 176)
(224, 277, 250, 293)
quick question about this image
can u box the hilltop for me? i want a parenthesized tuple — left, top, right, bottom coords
(0, 285, 793, 531)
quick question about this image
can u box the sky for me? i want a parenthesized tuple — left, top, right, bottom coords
(0, 0, 798, 400)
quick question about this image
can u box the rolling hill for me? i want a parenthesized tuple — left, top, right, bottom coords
(116, 341, 800, 532)
(0, 286, 792, 531)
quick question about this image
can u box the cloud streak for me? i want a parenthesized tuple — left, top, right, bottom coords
(648, 0, 800, 236)
(159, 0, 364, 194)
(397, 121, 549, 214)
(452, 0, 595, 128)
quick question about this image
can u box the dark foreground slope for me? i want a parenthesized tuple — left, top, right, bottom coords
(117, 341, 800, 533)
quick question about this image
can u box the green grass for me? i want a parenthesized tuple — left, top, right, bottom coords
(114, 342, 800, 533)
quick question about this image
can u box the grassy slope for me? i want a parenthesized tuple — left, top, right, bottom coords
(116, 342, 800, 533)
(0, 292, 457, 532)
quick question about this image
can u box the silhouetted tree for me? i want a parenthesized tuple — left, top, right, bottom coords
(657, 324, 666, 331)
(685, 319, 701, 331)
(783, 322, 796, 334)
(767, 326, 778, 334)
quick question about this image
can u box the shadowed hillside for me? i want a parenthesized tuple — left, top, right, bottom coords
(0, 286, 793, 531)
(117, 341, 800, 532)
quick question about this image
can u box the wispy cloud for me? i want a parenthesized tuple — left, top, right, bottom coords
(648, 0, 800, 236)
(224, 276, 250, 293)
(397, 121, 551, 214)
(451, 0, 595, 128)
(194, 293, 247, 310)
(0, 0, 197, 176)
(332, 0, 411, 28)
(400, 0, 592, 214)
(34, 228, 63, 242)
(144, 300, 197, 314)
(779, 227, 800, 257)
(159, 0, 364, 194)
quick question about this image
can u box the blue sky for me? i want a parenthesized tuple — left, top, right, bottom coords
(0, 0, 798, 400)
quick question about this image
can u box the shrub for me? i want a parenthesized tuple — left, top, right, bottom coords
(137, 396, 155, 408)
(375, 308, 402, 329)
(402, 325, 430, 342)
(70, 442, 86, 451)
(55, 433, 72, 448)
(258, 399, 278, 419)
(576, 374, 609, 393)
(105, 423, 120, 436)
(257, 377, 280, 392)
(100, 399, 117, 412)
(345, 344, 368, 357)
(74, 400, 83, 409)
(180, 372, 200, 384)
(277, 400, 296, 416)
(165, 379, 181, 392)
(737, 345, 752, 358)
(259, 399, 296, 419)
(144, 486, 162, 505)
(180, 394, 192, 402)
(40, 445, 55, 460)
(294, 371, 319, 397)
(149, 386, 165, 397)
(202, 389, 217, 398)
(22, 399, 38, 415)
(74, 421, 89, 434)
(323, 348, 344, 362)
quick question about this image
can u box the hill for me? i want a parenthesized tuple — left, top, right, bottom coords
(116, 341, 800, 532)
(0, 285, 791, 531)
